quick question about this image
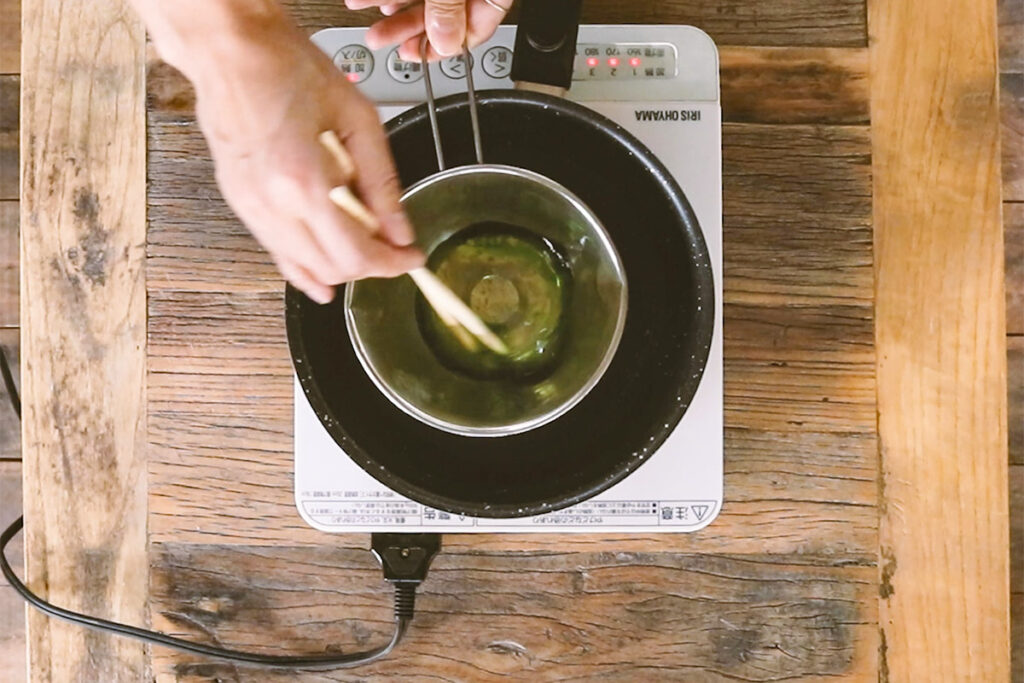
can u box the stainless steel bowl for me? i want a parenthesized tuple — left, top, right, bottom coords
(345, 164, 627, 436)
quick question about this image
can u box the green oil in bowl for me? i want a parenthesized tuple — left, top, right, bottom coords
(416, 222, 573, 382)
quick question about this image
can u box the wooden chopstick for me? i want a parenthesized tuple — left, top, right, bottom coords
(317, 131, 507, 355)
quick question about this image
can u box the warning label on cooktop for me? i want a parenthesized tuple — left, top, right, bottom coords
(299, 493, 718, 531)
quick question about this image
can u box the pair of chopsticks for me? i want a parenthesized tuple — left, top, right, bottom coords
(317, 130, 508, 355)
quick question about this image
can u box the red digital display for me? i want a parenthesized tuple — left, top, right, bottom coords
(607, 57, 620, 67)
(629, 57, 642, 67)
(346, 72, 360, 82)
(586, 57, 599, 67)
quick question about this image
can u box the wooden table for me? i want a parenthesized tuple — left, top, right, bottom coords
(17, 0, 1010, 680)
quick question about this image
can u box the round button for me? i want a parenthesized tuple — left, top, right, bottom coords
(385, 48, 424, 83)
(333, 44, 374, 83)
(482, 46, 513, 78)
(440, 53, 474, 79)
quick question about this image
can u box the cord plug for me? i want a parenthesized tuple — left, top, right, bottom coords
(371, 533, 441, 620)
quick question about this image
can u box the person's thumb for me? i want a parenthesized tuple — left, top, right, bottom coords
(424, 0, 467, 57)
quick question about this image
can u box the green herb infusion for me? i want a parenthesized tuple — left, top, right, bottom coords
(416, 222, 572, 381)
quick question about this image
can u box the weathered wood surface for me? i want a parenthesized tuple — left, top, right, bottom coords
(870, 0, 1010, 679)
(1004, 72, 1024, 201)
(0, 201, 15, 328)
(0, 0, 18, 74)
(143, 3, 880, 679)
(0, 75, 17, 201)
(0, 327, 18, 460)
(1008, 203, 1023, 336)
(149, 544, 877, 682)
(1001, 0, 1023, 74)
(284, 1, 868, 48)
(0, 461, 25, 683)
(5, 0, 1008, 678)
(20, 0, 148, 681)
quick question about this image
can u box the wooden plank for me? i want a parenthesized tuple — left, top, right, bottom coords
(1015, 590, 1024, 683)
(0, 0, 18, 74)
(721, 47, 869, 125)
(1, 202, 16, 327)
(20, 0, 147, 680)
(0, 328, 18, 460)
(1012, 336, 1023, 467)
(1013, 461, 1023, 679)
(145, 290, 877, 557)
(1008, 203, 1023, 335)
(147, 45, 870, 128)
(0, 462, 25, 683)
(869, 0, 1010, 678)
(1001, 0, 1023, 73)
(147, 118, 873, 306)
(148, 543, 877, 680)
(1003, 73, 1024, 200)
(283, 0, 868, 47)
(0, 75, 16, 201)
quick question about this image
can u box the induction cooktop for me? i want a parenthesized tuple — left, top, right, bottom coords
(295, 25, 723, 533)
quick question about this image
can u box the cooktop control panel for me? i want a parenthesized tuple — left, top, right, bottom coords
(311, 25, 719, 103)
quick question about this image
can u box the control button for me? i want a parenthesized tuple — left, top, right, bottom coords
(440, 53, 474, 79)
(481, 46, 513, 78)
(385, 48, 424, 83)
(333, 44, 374, 83)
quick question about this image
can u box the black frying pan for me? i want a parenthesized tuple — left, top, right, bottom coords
(286, 0, 715, 518)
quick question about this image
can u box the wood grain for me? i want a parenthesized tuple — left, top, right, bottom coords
(720, 47, 869, 125)
(146, 293, 878, 557)
(1008, 203, 1023, 335)
(147, 118, 873, 305)
(144, 8, 880, 664)
(870, 0, 1010, 678)
(0, 462, 25, 683)
(0, 0, 18, 74)
(1003, 73, 1024, 200)
(147, 47, 871, 128)
(0, 75, 17, 201)
(147, 543, 877, 681)
(282, 0, 868, 48)
(20, 0, 147, 680)
(0, 328, 18, 460)
(1011, 336, 1023, 467)
(1001, 0, 1024, 73)
(145, 114, 877, 558)
(0, 201, 15, 327)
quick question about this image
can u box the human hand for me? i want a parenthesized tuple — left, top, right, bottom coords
(350, 0, 512, 61)
(185, 13, 423, 303)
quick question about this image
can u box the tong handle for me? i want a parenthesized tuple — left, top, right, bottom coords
(420, 36, 483, 171)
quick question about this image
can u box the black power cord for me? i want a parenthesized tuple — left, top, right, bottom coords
(0, 343, 441, 670)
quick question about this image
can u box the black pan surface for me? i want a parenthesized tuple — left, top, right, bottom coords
(286, 91, 714, 518)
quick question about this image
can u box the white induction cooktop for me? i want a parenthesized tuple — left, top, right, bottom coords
(295, 25, 723, 533)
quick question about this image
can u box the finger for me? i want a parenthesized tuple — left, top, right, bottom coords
(337, 104, 417, 247)
(366, 5, 425, 50)
(344, 0, 391, 9)
(467, 0, 509, 44)
(393, 2, 502, 62)
(423, 0, 467, 57)
(248, 206, 350, 286)
(380, 2, 408, 16)
(303, 181, 420, 280)
(345, 227, 426, 278)
(276, 256, 335, 304)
